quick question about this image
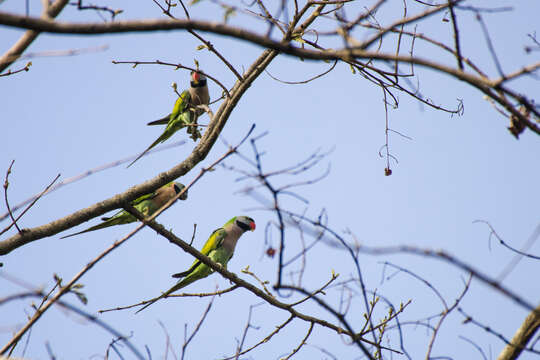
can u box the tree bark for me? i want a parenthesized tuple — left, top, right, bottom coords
(497, 304, 540, 360)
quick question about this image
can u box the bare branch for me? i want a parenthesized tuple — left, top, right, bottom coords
(181, 296, 215, 360)
(447, 0, 464, 70)
(497, 303, 540, 360)
(0, 173, 60, 236)
(3, 161, 21, 234)
(0, 0, 70, 72)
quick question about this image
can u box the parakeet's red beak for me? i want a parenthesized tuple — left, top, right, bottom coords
(192, 71, 200, 84)
(250, 221, 256, 231)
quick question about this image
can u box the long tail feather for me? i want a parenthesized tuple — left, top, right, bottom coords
(135, 275, 196, 313)
(60, 221, 114, 239)
(126, 136, 163, 168)
(135, 294, 164, 314)
(171, 270, 190, 278)
(147, 115, 170, 126)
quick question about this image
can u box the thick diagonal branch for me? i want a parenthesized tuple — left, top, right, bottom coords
(497, 303, 540, 360)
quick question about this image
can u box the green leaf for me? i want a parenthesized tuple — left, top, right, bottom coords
(75, 291, 88, 305)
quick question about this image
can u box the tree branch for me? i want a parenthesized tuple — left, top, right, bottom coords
(497, 303, 540, 360)
(0, 0, 70, 73)
(1, 11, 537, 135)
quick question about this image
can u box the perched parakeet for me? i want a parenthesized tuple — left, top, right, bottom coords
(136, 215, 256, 313)
(61, 182, 188, 239)
(127, 71, 209, 168)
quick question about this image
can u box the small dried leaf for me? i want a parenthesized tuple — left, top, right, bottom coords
(222, 7, 236, 23)
(265, 247, 276, 258)
(75, 291, 88, 305)
(507, 105, 529, 139)
(53, 273, 62, 283)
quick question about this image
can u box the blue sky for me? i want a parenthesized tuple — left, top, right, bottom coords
(1, 1, 539, 359)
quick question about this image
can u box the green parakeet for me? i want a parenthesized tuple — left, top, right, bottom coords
(136, 215, 256, 313)
(127, 71, 209, 168)
(61, 182, 187, 239)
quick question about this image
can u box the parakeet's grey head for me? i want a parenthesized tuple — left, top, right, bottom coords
(173, 182, 188, 200)
(190, 71, 207, 88)
(234, 216, 256, 233)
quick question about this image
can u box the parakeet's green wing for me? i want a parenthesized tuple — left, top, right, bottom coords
(130, 190, 158, 206)
(171, 228, 227, 278)
(127, 92, 192, 168)
(100, 186, 161, 220)
(131, 182, 176, 206)
(171, 90, 191, 119)
(99, 183, 169, 221)
(199, 228, 227, 256)
(147, 91, 190, 126)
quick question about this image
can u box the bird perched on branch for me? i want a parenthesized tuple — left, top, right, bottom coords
(127, 70, 210, 167)
(136, 215, 256, 313)
(61, 182, 187, 238)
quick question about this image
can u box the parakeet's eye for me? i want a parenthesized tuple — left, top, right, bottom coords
(236, 219, 252, 232)
(173, 184, 188, 200)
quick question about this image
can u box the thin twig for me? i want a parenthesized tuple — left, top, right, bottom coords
(475, 12, 504, 77)
(0, 173, 60, 236)
(181, 296, 215, 360)
(281, 322, 314, 360)
(3, 160, 21, 233)
(111, 60, 231, 98)
(264, 60, 338, 84)
(447, 0, 464, 70)
(425, 274, 472, 358)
